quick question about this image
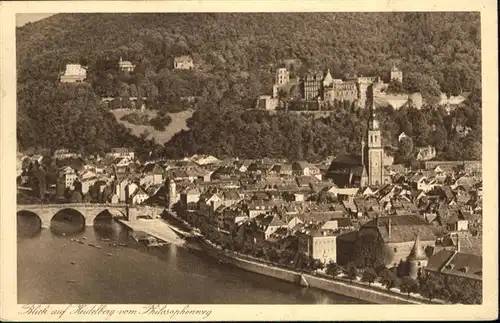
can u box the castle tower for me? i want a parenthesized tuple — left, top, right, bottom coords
(275, 68, 289, 86)
(167, 177, 177, 210)
(407, 233, 428, 279)
(323, 68, 334, 87)
(367, 102, 384, 187)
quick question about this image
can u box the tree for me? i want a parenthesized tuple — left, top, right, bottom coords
(346, 265, 358, 282)
(387, 80, 405, 94)
(294, 252, 310, 270)
(379, 268, 399, 291)
(310, 259, 325, 271)
(69, 191, 83, 203)
(263, 245, 279, 263)
(397, 136, 414, 162)
(404, 72, 442, 107)
(399, 277, 419, 297)
(326, 262, 343, 277)
(361, 268, 378, 286)
(419, 275, 443, 302)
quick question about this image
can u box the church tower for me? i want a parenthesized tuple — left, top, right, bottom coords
(367, 102, 384, 187)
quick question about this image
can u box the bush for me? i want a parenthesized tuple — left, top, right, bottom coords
(120, 111, 150, 125)
(326, 262, 343, 277)
(310, 259, 324, 271)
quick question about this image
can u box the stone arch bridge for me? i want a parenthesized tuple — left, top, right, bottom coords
(17, 203, 166, 228)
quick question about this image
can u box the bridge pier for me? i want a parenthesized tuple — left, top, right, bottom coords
(126, 205, 138, 222)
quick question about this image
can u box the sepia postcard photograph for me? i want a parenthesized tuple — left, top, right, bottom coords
(1, 0, 498, 321)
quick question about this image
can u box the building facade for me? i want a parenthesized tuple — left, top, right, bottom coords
(275, 68, 290, 86)
(302, 72, 323, 100)
(174, 55, 194, 70)
(118, 57, 135, 72)
(297, 229, 339, 264)
(60, 64, 87, 83)
(390, 64, 403, 83)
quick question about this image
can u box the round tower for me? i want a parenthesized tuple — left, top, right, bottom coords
(167, 177, 176, 210)
(407, 233, 428, 279)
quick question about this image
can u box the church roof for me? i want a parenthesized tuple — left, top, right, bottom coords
(407, 233, 428, 261)
(329, 154, 363, 166)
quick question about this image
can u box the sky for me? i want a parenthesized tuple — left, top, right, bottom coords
(16, 13, 55, 27)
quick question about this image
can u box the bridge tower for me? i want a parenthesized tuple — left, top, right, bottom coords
(167, 178, 177, 211)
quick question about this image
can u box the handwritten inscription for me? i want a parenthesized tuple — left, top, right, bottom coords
(19, 304, 213, 319)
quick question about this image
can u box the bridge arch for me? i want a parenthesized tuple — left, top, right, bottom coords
(17, 210, 42, 238)
(93, 208, 127, 239)
(51, 208, 86, 235)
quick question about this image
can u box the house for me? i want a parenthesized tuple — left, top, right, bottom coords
(106, 148, 135, 160)
(180, 187, 202, 208)
(297, 227, 342, 264)
(80, 171, 98, 195)
(53, 148, 79, 160)
(296, 176, 319, 189)
(174, 55, 194, 70)
(114, 177, 130, 202)
(190, 154, 221, 166)
(60, 63, 87, 83)
(285, 215, 304, 230)
(325, 185, 359, 198)
(446, 209, 470, 232)
(58, 166, 78, 190)
(292, 161, 321, 178)
(254, 213, 288, 241)
(218, 204, 248, 233)
(130, 186, 149, 205)
(139, 163, 164, 187)
(221, 190, 242, 207)
(118, 57, 135, 72)
(255, 95, 279, 111)
(415, 146, 437, 161)
(424, 249, 482, 303)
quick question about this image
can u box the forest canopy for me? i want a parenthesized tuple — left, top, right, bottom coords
(17, 12, 481, 161)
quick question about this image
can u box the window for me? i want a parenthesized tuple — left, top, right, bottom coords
(394, 247, 397, 252)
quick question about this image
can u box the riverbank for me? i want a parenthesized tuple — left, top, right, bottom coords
(161, 212, 442, 304)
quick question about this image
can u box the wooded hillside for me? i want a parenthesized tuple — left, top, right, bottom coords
(16, 12, 481, 161)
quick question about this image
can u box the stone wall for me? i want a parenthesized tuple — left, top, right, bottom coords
(224, 252, 431, 304)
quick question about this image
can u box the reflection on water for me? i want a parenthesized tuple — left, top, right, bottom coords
(17, 211, 42, 239)
(50, 209, 86, 236)
(17, 216, 365, 304)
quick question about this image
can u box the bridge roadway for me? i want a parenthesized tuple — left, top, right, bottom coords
(17, 203, 166, 228)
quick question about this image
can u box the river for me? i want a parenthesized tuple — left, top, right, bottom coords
(17, 212, 365, 304)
